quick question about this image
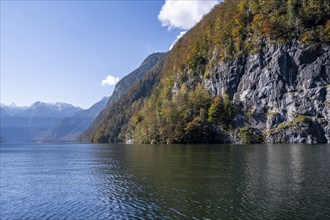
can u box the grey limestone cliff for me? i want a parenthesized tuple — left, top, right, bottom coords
(204, 41, 329, 143)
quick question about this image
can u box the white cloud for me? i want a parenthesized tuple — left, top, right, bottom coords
(169, 31, 187, 50)
(158, 0, 219, 30)
(101, 74, 120, 86)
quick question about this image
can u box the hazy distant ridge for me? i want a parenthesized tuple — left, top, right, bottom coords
(0, 100, 107, 142)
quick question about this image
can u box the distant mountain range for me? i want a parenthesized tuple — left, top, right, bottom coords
(2, 102, 82, 118)
(41, 97, 109, 141)
(0, 99, 107, 142)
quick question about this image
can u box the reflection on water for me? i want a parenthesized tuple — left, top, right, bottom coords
(1, 143, 329, 219)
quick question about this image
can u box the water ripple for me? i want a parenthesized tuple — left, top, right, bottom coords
(1, 143, 329, 219)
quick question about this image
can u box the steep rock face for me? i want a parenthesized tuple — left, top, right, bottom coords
(204, 42, 329, 143)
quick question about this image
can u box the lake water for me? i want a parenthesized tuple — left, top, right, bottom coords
(1, 143, 329, 219)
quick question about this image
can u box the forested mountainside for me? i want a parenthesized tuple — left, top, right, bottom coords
(107, 52, 165, 106)
(82, 0, 330, 144)
(79, 52, 166, 142)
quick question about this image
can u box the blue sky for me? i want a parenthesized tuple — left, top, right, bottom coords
(1, 0, 219, 109)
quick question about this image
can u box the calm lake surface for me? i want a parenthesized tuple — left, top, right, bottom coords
(1, 143, 329, 219)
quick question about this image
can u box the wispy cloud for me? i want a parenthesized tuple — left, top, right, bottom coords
(158, 0, 219, 30)
(101, 74, 120, 86)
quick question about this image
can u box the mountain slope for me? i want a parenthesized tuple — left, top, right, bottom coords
(84, 0, 330, 144)
(42, 97, 109, 141)
(79, 52, 166, 142)
(108, 52, 165, 106)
